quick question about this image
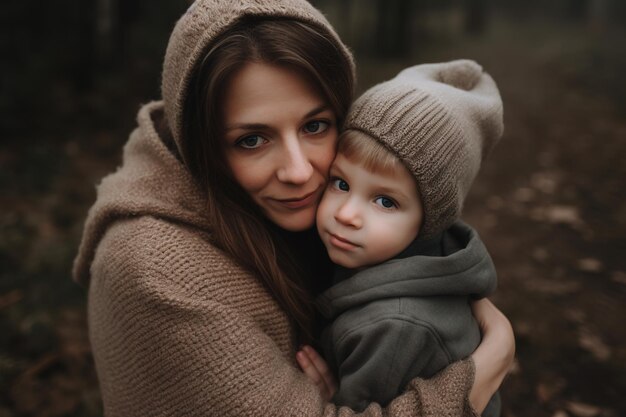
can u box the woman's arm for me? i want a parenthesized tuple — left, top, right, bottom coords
(90, 276, 477, 417)
(469, 298, 515, 413)
(89, 218, 482, 417)
(298, 299, 515, 415)
(310, 318, 443, 412)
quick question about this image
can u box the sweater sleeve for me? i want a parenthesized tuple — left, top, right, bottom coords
(87, 219, 479, 417)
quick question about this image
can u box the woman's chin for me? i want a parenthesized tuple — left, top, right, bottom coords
(266, 207, 317, 232)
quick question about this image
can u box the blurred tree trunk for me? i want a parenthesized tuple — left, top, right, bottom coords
(465, 0, 489, 35)
(567, 0, 589, 19)
(375, 0, 414, 57)
(566, 0, 610, 30)
(96, 0, 115, 67)
(95, 0, 140, 68)
(73, 1, 96, 91)
(117, 0, 141, 65)
(588, 0, 609, 31)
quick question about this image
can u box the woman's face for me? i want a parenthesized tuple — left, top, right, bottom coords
(222, 62, 338, 232)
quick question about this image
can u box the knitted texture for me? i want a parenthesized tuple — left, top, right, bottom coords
(345, 60, 504, 238)
(74, 2, 479, 414)
(161, 0, 356, 158)
(73, 102, 480, 416)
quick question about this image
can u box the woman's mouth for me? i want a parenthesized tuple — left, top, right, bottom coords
(328, 232, 359, 251)
(273, 188, 320, 210)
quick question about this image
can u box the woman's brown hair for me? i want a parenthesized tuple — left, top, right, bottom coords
(182, 18, 354, 340)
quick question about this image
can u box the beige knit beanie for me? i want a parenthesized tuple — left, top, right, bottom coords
(161, 0, 355, 158)
(344, 59, 503, 239)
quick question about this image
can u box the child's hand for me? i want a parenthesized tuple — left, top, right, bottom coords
(296, 345, 337, 402)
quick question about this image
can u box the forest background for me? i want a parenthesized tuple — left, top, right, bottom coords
(1, 1, 625, 416)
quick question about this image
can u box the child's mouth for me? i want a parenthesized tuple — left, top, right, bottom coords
(328, 232, 360, 250)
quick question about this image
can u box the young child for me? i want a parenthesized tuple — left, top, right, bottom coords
(315, 60, 504, 416)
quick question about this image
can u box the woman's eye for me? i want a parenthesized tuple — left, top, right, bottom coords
(375, 196, 397, 209)
(303, 120, 329, 134)
(332, 178, 349, 192)
(237, 135, 265, 149)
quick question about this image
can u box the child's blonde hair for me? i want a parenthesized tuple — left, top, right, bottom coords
(337, 129, 404, 176)
(342, 60, 503, 238)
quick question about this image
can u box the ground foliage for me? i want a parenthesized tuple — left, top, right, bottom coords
(1, 4, 625, 417)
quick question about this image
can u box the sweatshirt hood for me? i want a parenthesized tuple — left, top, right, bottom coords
(316, 221, 497, 319)
(161, 0, 356, 160)
(72, 102, 211, 286)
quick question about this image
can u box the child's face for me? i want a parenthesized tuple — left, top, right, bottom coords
(316, 154, 423, 269)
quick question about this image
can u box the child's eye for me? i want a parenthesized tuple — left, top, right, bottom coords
(375, 196, 397, 209)
(331, 177, 349, 192)
(303, 120, 329, 134)
(236, 135, 266, 149)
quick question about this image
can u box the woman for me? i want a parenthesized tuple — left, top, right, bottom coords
(73, 1, 514, 415)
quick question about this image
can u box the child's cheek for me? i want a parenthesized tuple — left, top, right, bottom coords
(316, 189, 331, 230)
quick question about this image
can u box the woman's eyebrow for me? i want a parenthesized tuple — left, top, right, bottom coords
(304, 104, 331, 119)
(225, 104, 331, 132)
(225, 122, 268, 132)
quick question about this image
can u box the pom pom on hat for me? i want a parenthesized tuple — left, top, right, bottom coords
(344, 59, 504, 238)
(396, 59, 484, 91)
(438, 59, 483, 90)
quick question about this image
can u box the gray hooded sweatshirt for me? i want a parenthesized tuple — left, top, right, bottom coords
(316, 221, 500, 415)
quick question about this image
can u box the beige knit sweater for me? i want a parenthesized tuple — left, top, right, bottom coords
(73, 1, 480, 415)
(74, 102, 478, 417)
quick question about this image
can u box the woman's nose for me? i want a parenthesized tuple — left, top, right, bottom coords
(276, 136, 314, 184)
(334, 198, 362, 229)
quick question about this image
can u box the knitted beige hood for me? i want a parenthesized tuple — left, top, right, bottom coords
(162, 0, 355, 158)
(73, 0, 354, 286)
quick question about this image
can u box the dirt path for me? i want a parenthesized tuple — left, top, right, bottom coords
(432, 17, 626, 417)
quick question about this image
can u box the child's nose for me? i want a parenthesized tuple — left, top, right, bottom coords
(335, 199, 362, 229)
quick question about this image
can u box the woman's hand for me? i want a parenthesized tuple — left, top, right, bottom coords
(469, 298, 515, 413)
(296, 345, 337, 402)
